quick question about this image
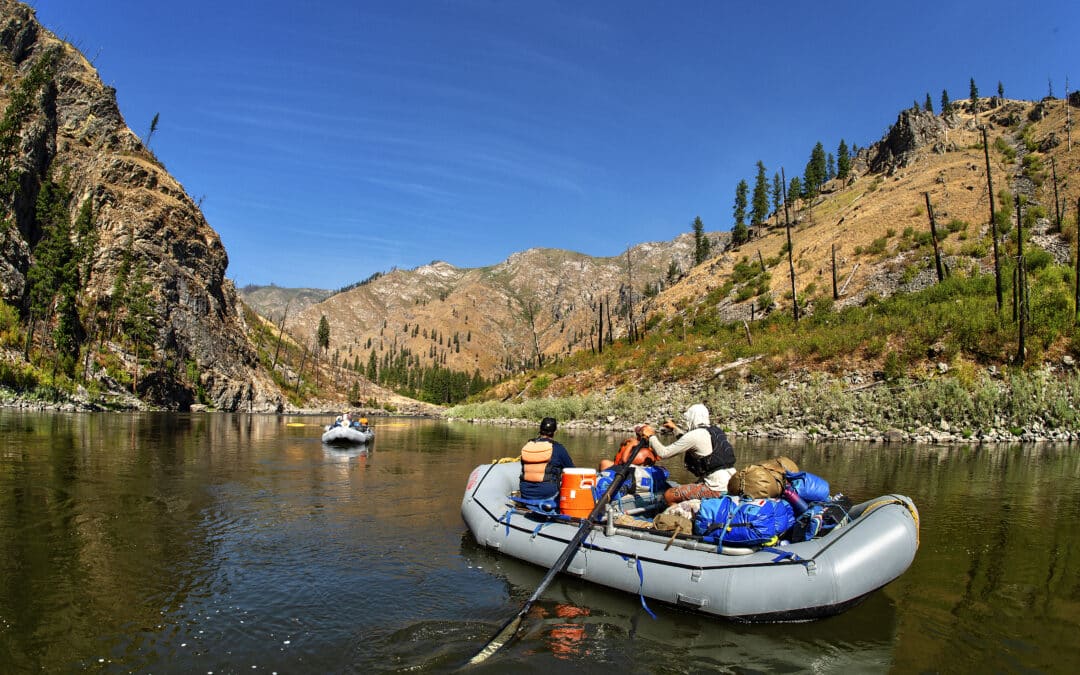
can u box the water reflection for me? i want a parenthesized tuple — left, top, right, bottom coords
(459, 534, 899, 672)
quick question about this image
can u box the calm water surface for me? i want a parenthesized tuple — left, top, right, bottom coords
(1, 411, 1078, 673)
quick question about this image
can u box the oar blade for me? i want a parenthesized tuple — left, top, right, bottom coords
(467, 614, 523, 666)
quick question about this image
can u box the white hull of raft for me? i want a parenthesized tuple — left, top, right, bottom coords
(461, 461, 919, 622)
(321, 426, 374, 446)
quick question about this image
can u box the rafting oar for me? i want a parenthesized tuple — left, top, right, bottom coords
(467, 437, 649, 666)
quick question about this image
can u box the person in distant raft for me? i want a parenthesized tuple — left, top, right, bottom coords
(634, 403, 736, 505)
(518, 417, 575, 500)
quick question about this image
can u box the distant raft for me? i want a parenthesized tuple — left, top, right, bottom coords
(461, 461, 919, 622)
(321, 424, 374, 446)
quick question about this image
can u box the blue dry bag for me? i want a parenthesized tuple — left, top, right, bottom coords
(694, 496, 795, 547)
(785, 471, 831, 503)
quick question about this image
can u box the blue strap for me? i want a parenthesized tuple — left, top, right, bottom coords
(714, 506, 736, 551)
(620, 554, 657, 620)
(509, 496, 559, 516)
(531, 520, 555, 538)
(761, 546, 811, 566)
(499, 509, 513, 536)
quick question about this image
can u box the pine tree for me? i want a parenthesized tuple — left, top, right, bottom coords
(123, 262, 156, 393)
(733, 179, 748, 227)
(997, 81, 1004, 99)
(25, 177, 79, 360)
(826, 153, 836, 181)
(317, 315, 330, 353)
(366, 349, 377, 380)
(731, 222, 747, 245)
(751, 161, 769, 226)
(941, 89, 951, 115)
(924, 93, 934, 113)
(837, 139, 851, 181)
(788, 176, 802, 205)
(803, 142, 826, 199)
(666, 260, 681, 284)
(145, 113, 160, 147)
(692, 216, 710, 265)
(969, 78, 979, 110)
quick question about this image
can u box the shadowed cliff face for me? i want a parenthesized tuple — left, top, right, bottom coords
(0, 0, 282, 411)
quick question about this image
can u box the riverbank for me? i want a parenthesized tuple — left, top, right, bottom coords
(445, 366, 1080, 444)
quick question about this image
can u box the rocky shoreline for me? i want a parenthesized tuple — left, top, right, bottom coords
(444, 415, 1080, 444)
(445, 368, 1080, 445)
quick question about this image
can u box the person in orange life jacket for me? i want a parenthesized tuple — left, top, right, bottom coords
(598, 437, 660, 472)
(519, 417, 575, 500)
(635, 403, 736, 505)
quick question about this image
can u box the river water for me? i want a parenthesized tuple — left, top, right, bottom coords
(0, 411, 1077, 673)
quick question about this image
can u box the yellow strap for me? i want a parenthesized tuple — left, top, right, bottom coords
(492, 456, 520, 464)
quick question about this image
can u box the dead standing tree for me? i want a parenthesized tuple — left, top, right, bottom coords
(923, 192, 947, 282)
(1075, 196, 1080, 324)
(981, 126, 1004, 312)
(780, 167, 799, 322)
(270, 299, 291, 372)
(1014, 195, 1028, 364)
(522, 297, 545, 369)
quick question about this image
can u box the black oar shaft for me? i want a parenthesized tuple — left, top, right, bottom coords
(467, 438, 649, 666)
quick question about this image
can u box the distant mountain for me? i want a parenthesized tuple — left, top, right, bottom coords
(285, 234, 725, 380)
(238, 284, 332, 324)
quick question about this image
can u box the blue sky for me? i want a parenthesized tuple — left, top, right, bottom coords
(34, 0, 1079, 290)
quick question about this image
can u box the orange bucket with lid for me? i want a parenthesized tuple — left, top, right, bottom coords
(559, 468, 597, 518)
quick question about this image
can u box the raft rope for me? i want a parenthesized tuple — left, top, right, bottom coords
(859, 496, 921, 547)
(619, 554, 657, 620)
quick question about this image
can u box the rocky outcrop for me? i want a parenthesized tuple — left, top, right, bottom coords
(0, 0, 282, 411)
(868, 108, 948, 175)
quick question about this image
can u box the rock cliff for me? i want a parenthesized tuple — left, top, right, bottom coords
(0, 0, 282, 410)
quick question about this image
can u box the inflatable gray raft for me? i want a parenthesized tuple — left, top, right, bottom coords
(461, 461, 919, 622)
(321, 425, 374, 445)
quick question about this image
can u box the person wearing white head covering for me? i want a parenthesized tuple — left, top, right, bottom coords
(634, 403, 737, 505)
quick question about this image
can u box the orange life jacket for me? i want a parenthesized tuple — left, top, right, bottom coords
(614, 438, 659, 466)
(521, 438, 556, 484)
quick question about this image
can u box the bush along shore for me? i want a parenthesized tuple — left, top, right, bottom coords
(445, 366, 1080, 444)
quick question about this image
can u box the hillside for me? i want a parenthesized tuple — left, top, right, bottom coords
(480, 94, 1080, 402)
(656, 96, 1078, 324)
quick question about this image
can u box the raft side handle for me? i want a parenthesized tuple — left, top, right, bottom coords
(676, 592, 708, 608)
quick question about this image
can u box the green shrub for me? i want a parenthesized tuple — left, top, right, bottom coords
(900, 263, 922, 284)
(946, 218, 968, 233)
(529, 375, 552, 395)
(882, 350, 903, 381)
(994, 136, 1016, 162)
(1024, 248, 1052, 272)
(1023, 204, 1047, 229)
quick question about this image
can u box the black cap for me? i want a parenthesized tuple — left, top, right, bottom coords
(539, 417, 557, 435)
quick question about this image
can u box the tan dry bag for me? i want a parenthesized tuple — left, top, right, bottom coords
(727, 463, 784, 498)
